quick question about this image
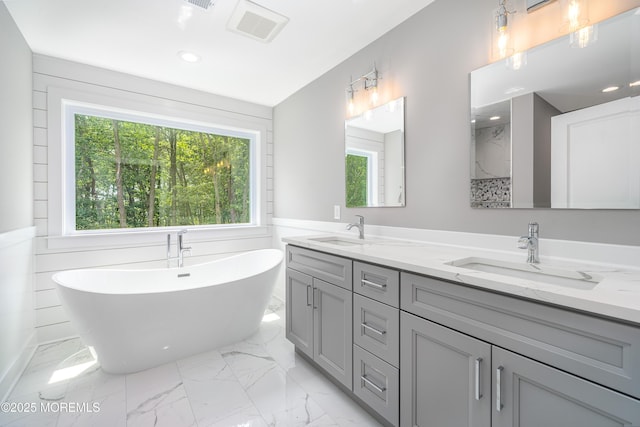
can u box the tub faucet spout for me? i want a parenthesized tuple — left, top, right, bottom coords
(178, 229, 191, 268)
(167, 230, 192, 268)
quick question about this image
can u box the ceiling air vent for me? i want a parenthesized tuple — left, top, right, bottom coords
(227, 0, 289, 43)
(184, 0, 216, 11)
(526, 0, 555, 13)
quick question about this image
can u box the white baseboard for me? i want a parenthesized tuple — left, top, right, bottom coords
(0, 332, 37, 403)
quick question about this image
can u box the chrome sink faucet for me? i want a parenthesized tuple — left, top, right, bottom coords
(518, 222, 539, 264)
(347, 215, 365, 239)
(167, 229, 192, 267)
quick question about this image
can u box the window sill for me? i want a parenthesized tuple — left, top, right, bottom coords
(46, 225, 271, 251)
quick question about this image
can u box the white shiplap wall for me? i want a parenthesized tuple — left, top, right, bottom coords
(32, 55, 275, 343)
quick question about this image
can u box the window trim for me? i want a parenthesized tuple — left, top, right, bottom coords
(47, 86, 269, 249)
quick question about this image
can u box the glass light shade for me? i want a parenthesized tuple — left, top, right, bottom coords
(493, 3, 514, 60)
(506, 51, 527, 70)
(570, 24, 598, 48)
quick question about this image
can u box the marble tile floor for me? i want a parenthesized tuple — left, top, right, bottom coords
(1, 299, 381, 427)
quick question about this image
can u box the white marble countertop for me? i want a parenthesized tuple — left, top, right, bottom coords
(283, 234, 640, 325)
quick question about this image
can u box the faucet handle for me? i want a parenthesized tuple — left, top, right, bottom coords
(517, 236, 530, 249)
(355, 215, 364, 224)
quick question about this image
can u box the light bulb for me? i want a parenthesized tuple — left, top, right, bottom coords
(494, 1, 514, 60)
(498, 30, 510, 59)
(562, 0, 591, 42)
(370, 86, 379, 106)
(346, 87, 355, 116)
(568, 0, 580, 30)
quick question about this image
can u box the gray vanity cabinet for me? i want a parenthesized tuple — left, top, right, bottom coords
(352, 261, 401, 425)
(400, 311, 491, 427)
(285, 246, 353, 389)
(492, 346, 640, 427)
(285, 244, 640, 427)
(400, 272, 640, 427)
(312, 277, 353, 389)
(285, 268, 314, 358)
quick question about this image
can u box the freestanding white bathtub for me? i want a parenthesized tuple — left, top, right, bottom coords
(53, 249, 283, 374)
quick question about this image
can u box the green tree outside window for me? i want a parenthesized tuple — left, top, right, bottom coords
(345, 154, 368, 208)
(74, 115, 251, 230)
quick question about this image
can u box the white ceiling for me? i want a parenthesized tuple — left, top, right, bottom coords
(3, 0, 436, 107)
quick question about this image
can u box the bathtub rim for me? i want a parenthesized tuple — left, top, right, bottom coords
(52, 248, 283, 296)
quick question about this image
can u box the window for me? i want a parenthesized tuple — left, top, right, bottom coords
(345, 149, 378, 207)
(64, 102, 258, 233)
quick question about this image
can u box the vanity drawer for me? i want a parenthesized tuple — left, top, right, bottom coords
(354, 294, 399, 367)
(354, 261, 399, 307)
(286, 245, 352, 290)
(400, 271, 640, 399)
(353, 344, 399, 426)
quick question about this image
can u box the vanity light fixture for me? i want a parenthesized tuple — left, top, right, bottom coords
(494, 0, 515, 60)
(345, 65, 381, 116)
(602, 86, 619, 93)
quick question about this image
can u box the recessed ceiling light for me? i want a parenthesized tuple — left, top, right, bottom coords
(602, 86, 619, 93)
(178, 50, 200, 63)
(630, 80, 640, 87)
(489, 116, 501, 121)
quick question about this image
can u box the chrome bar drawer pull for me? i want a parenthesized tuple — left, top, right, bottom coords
(361, 322, 386, 336)
(496, 366, 504, 412)
(475, 358, 483, 401)
(361, 375, 386, 393)
(361, 279, 387, 290)
(306, 285, 312, 307)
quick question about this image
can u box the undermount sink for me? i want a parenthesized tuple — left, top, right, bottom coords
(308, 236, 365, 246)
(448, 257, 602, 290)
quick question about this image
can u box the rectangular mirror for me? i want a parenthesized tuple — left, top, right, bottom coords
(345, 97, 405, 207)
(470, 7, 640, 209)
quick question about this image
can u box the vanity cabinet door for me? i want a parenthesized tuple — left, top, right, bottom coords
(492, 346, 640, 427)
(313, 278, 353, 389)
(400, 311, 491, 427)
(285, 268, 313, 358)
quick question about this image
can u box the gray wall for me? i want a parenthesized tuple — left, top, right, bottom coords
(0, 2, 33, 233)
(273, 0, 640, 245)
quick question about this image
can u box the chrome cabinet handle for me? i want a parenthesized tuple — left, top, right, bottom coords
(496, 366, 504, 412)
(306, 285, 312, 307)
(361, 322, 386, 336)
(361, 279, 386, 290)
(475, 358, 482, 401)
(361, 375, 386, 393)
